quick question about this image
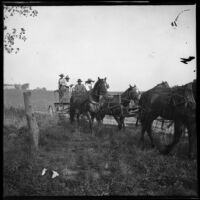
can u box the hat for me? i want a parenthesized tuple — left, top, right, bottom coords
(59, 74, 64, 77)
(85, 78, 95, 83)
(77, 79, 82, 82)
(65, 75, 70, 79)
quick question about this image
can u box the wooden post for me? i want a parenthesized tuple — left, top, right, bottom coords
(23, 91, 39, 156)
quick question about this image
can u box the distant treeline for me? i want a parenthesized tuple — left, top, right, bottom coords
(4, 83, 30, 90)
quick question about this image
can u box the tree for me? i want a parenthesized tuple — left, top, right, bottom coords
(4, 5, 38, 54)
(22, 83, 30, 90)
(42, 87, 47, 91)
(14, 84, 21, 89)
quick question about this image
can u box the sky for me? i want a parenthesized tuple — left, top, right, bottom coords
(4, 5, 196, 91)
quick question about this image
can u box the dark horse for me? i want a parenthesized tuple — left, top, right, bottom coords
(69, 77, 108, 133)
(135, 81, 170, 127)
(138, 79, 196, 158)
(94, 84, 140, 129)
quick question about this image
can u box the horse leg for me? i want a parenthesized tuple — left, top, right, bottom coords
(90, 112, 95, 123)
(76, 112, 80, 129)
(139, 122, 147, 150)
(70, 106, 75, 124)
(160, 121, 182, 155)
(146, 119, 155, 148)
(187, 122, 196, 159)
(120, 116, 125, 130)
(113, 115, 122, 130)
(135, 116, 139, 127)
(86, 111, 93, 134)
(97, 113, 104, 127)
(161, 119, 165, 130)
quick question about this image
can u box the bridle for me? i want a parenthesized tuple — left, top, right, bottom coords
(89, 79, 108, 105)
(121, 87, 139, 105)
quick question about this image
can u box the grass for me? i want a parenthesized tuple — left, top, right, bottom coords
(3, 107, 198, 196)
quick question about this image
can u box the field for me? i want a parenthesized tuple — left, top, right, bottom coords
(4, 89, 56, 112)
(4, 89, 122, 112)
(3, 89, 198, 196)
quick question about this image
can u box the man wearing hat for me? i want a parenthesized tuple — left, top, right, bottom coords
(85, 78, 95, 91)
(58, 74, 67, 101)
(73, 79, 87, 96)
(58, 74, 66, 89)
(63, 75, 74, 102)
(65, 75, 74, 90)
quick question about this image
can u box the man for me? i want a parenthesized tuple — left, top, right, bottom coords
(85, 78, 95, 91)
(58, 74, 67, 89)
(65, 75, 70, 87)
(65, 75, 74, 91)
(65, 75, 74, 87)
(73, 79, 87, 96)
(62, 75, 74, 103)
(58, 74, 67, 102)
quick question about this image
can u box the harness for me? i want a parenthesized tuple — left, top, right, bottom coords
(105, 89, 135, 116)
(139, 82, 196, 120)
(170, 83, 196, 109)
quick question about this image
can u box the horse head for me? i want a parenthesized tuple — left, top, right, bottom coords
(92, 77, 108, 101)
(122, 84, 140, 105)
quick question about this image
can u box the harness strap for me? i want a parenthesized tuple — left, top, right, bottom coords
(185, 83, 196, 104)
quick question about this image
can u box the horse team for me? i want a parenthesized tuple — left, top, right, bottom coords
(69, 77, 196, 159)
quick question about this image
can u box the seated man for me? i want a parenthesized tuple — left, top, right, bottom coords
(71, 79, 87, 106)
(85, 78, 95, 91)
(73, 79, 87, 96)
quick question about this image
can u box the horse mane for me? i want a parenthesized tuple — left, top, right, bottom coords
(121, 86, 132, 97)
(92, 78, 101, 91)
(154, 81, 169, 88)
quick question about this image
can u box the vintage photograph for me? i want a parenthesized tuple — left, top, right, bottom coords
(3, 2, 197, 196)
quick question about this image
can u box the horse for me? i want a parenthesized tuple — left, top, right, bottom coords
(69, 77, 109, 133)
(135, 81, 170, 127)
(138, 80, 196, 159)
(93, 84, 140, 129)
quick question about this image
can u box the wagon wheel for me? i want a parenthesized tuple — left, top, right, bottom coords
(48, 105, 55, 116)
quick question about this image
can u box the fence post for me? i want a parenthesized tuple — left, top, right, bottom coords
(23, 91, 39, 157)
